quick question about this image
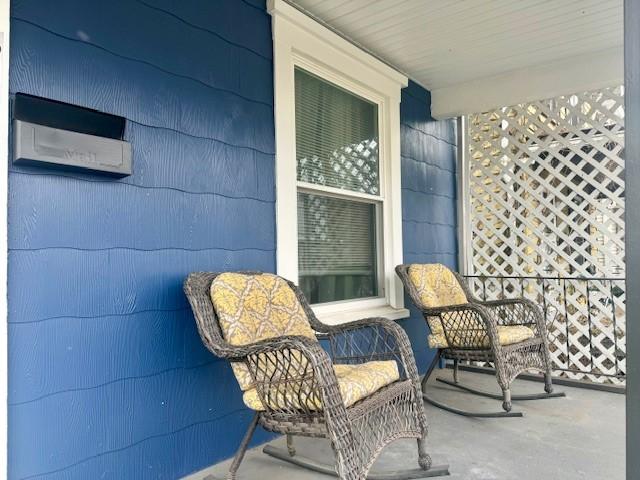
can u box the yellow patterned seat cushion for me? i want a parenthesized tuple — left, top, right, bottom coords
(428, 324, 535, 349)
(242, 360, 400, 411)
(210, 272, 317, 391)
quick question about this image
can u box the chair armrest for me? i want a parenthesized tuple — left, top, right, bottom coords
(422, 303, 502, 351)
(231, 335, 357, 464)
(322, 317, 428, 433)
(480, 298, 547, 338)
(323, 317, 420, 384)
(225, 335, 347, 412)
(225, 334, 328, 362)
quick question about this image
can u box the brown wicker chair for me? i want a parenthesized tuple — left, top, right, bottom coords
(184, 271, 449, 479)
(396, 264, 565, 418)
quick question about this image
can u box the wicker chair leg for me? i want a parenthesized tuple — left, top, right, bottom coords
(544, 372, 554, 394)
(502, 388, 512, 412)
(417, 437, 432, 470)
(286, 434, 296, 457)
(227, 413, 259, 480)
(452, 359, 459, 384)
(421, 369, 430, 395)
(421, 350, 442, 394)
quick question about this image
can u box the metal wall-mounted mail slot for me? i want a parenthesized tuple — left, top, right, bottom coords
(13, 120, 132, 176)
(13, 120, 131, 176)
(12, 94, 131, 177)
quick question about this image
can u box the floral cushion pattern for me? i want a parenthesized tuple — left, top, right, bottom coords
(242, 360, 400, 411)
(210, 273, 317, 390)
(428, 325, 535, 349)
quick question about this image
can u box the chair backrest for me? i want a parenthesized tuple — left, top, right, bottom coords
(209, 272, 317, 391)
(402, 263, 468, 309)
(210, 272, 316, 345)
(396, 264, 472, 347)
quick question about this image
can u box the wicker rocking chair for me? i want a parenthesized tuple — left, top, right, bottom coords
(396, 264, 565, 418)
(184, 271, 450, 480)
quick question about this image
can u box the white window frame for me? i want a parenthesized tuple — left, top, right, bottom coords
(268, 0, 408, 325)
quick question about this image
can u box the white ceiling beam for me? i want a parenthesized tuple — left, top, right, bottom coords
(431, 47, 623, 119)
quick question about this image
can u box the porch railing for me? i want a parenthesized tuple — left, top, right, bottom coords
(464, 275, 626, 385)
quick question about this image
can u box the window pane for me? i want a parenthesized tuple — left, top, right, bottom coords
(297, 192, 379, 304)
(295, 68, 380, 195)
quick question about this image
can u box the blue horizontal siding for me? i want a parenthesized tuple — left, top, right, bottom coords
(11, 0, 273, 102)
(399, 81, 458, 371)
(402, 191, 456, 225)
(10, 20, 274, 154)
(10, 362, 244, 479)
(400, 129, 456, 170)
(12, 409, 272, 480)
(8, 1, 277, 478)
(135, 0, 274, 60)
(11, 0, 273, 105)
(403, 222, 457, 255)
(9, 173, 275, 251)
(401, 156, 456, 199)
(9, 248, 274, 323)
(9, 308, 210, 404)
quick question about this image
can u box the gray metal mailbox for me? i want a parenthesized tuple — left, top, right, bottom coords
(13, 119, 132, 176)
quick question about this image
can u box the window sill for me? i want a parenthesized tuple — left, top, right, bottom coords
(314, 305, 410, 326)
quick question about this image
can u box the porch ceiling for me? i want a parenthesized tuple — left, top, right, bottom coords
(286, 0, 624, 118)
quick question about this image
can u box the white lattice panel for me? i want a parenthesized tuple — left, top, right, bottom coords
(465, 86, 625, 384)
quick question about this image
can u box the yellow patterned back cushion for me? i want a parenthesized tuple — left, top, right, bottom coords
(210, 273, 317, 390)
(408, 264, 469, 340)
(408, 264, 468, 308)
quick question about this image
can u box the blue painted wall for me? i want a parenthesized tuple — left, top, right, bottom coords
(399, 82, 458, 370)
(7, 0, 457, 477)
(8, 1, 277, 479)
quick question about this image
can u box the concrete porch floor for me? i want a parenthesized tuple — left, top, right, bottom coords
(189, 369, 625, 480)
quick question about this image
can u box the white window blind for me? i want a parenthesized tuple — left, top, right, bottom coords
(295, 67, 382, 304)
(297, 193, 378, 304)
(295, 68, 380, 195)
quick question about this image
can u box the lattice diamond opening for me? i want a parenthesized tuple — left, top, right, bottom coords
(464, 86, 625, 384)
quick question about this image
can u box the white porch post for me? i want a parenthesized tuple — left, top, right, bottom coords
(624, 2, 639, 479)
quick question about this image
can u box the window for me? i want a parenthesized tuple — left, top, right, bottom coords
(269, 0, 408, 324)
(296, 68, 382, 304)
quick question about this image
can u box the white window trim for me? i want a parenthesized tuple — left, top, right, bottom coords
(268, 0, 408, 325)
